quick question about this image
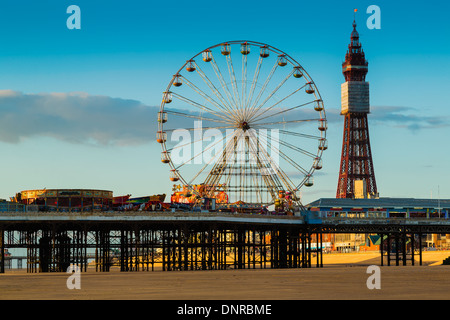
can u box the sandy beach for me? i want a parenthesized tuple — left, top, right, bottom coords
(1, 251, 449, 300)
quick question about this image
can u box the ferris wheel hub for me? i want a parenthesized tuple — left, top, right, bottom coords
(240, 121, 250, 131)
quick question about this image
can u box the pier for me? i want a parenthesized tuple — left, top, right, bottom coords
(1, 211, 450, 273)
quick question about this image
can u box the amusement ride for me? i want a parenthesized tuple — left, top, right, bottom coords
(157, 41, 327, 212)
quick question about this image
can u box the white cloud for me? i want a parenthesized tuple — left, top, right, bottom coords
(324, 105, 449, 131)
(0, 90, 158, 146)
(370, 106, 449, 131)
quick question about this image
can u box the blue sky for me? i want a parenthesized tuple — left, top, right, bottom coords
(0, 0, 449, 205)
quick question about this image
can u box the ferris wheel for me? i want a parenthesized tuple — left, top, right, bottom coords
(157, 40, 327, 208)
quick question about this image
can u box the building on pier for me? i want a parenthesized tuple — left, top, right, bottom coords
(306, 197, 450, 250)
(14, 189, 113, 212)
(307, 198, 450, 219)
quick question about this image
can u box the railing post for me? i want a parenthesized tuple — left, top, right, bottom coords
(402, 228, 407, 266)
(387, 234, 391, 266)
(419, 232, 423, 266)
(0, 229, 4, 273)
(380, 233, 384, 266)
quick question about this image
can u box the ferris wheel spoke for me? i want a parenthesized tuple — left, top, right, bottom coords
(191, 147, 230, 188)
(240, 136, 254, 202)
(209, 54, 240, 115)
(202, 132, 241, 197)
(247, 59, 279, 120)
(246, 147, 264, 204)
(171, 92, 232, 123)
(221, 134, 262, 202)
(173, 127, 235, 170)
(190, 62, 239, 121)
(225, 54, 242, 116)
(273, 167, 299, 196)
(246, 132, 282, 188)
(242, 53, 248, 115)
(276, 136, 318, 159)
(244, 55, 263, 117)
(165, 132, 205, 153)
(250, 84, 312, 123)
(278, 129, 322, 140)
(180, 75, 238, 122)
(246, 133, 296, 197)
(253, 99, 317, 124)
(208, 139, 246, 197)
(187, 129, 238, 185)
(247, 69, 294, 121)
(275, 146, 310, 178)
(165, 109, 232, 124)
(250, 129, 311, 176)
(246, 136, 279, 189)
(163, 124, 237, 142)
(252, 118, 320, 127)
(256, 128, 318, 160)
(278, 148, 311, 177)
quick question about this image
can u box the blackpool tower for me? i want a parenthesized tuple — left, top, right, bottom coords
(336, 20, 378, 199)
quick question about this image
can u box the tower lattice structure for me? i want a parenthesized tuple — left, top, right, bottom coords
(336, 20, 378, 199)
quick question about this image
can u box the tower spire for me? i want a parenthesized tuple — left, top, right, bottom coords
(343, 16, 367, 82)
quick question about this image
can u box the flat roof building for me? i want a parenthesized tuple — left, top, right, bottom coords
(306, 197, 450, 251)
(306, 197, 450, 219)
(17, 189, 113, 212)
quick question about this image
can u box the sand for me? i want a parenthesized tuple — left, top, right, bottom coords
(1, 251, 449, 300)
